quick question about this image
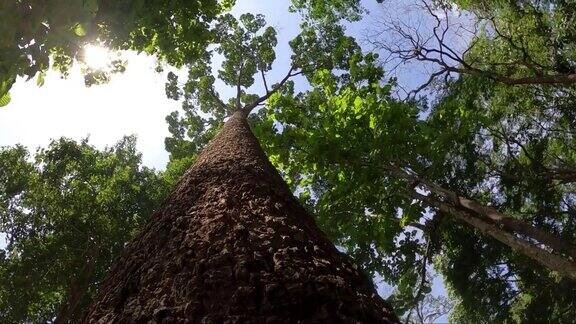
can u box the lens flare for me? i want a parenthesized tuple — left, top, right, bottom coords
(83, 44, 111, 69)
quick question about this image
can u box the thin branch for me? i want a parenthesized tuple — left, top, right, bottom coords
(367, 0, 576, 95)
(261, 69, 270, 94)
(236, 60, 245, 111)
(407, 68, 449, 98)
(405, 241, 433, 323)
(242, 66, 297, 115)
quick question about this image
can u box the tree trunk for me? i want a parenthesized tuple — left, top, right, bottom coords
(55, 247, 97, 324)
(388, 164, 576, 261)
(413, 192, 576, 281)
(83, 111, 398, 323)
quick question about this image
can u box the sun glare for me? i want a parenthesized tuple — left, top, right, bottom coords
(83, 44, 111, 69)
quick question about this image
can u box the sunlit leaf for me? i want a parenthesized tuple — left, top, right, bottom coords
(36, 71, 46, 87)
(74, 23, 87, 37)
(0, 92, 11, 107)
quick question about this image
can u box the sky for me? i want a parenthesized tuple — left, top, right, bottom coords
(0, 0, 455, 321)
(0, 54, 174, 168)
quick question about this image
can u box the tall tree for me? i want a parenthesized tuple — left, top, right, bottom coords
(0, 137, 168, 323)
(84, 14, 398, 322)
(287, 0, 576, 321)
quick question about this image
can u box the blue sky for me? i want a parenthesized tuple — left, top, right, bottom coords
(0, 0, 455, 321)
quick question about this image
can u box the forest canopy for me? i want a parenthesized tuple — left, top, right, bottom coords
(1, 0, 575, 323)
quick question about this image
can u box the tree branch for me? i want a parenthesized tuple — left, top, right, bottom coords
(261, 69, 270, 94)
(368, 0, 576, 95)
(242, 66, 298, 115)
(405, 241, 433, 323)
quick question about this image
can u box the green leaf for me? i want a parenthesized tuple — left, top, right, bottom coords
(219, 0, 236, 10)
(36, 71, 46, 87)
(74, 23, 87, 37)
(354, 96, 363, 110)
(0, 92, 11, 107)
(369, 115, 376, 129)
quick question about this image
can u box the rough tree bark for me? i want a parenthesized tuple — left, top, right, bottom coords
(83, 111, 398, 323)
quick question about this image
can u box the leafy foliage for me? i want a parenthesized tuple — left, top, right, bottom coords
(462, 0, 576, 82)
(255, 62, 576, 323)
(0, 0, 231, 106)
(252, 60, 435, 314)
(0, 137, 169, 322)
(164, 13, 280, 160)
(163, 11, 364, 160)
(290, 0, 365, 21)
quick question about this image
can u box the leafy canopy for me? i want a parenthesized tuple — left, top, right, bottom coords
(0, 0, 233, 106)
(164, 12, 365, 164)
(0, 137, 169, 322)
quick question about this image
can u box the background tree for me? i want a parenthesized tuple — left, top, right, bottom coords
(0, 137, 169, 323)
(417, 74, 576, 322)
(273, 0, 576, 321)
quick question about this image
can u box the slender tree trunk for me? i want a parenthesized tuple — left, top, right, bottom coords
(493, 73, 576, 86)
(83, 111, 398, 322)
(55, 247, 97, 323)
(456, 197, 576, 260)
(547, 167, 576, 183)
(452, 66, 576, 86)
(389, 165, 576, 260)
(413, 192, 576, 281)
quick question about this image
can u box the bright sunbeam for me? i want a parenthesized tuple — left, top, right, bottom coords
(83, 44, 111, 69)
